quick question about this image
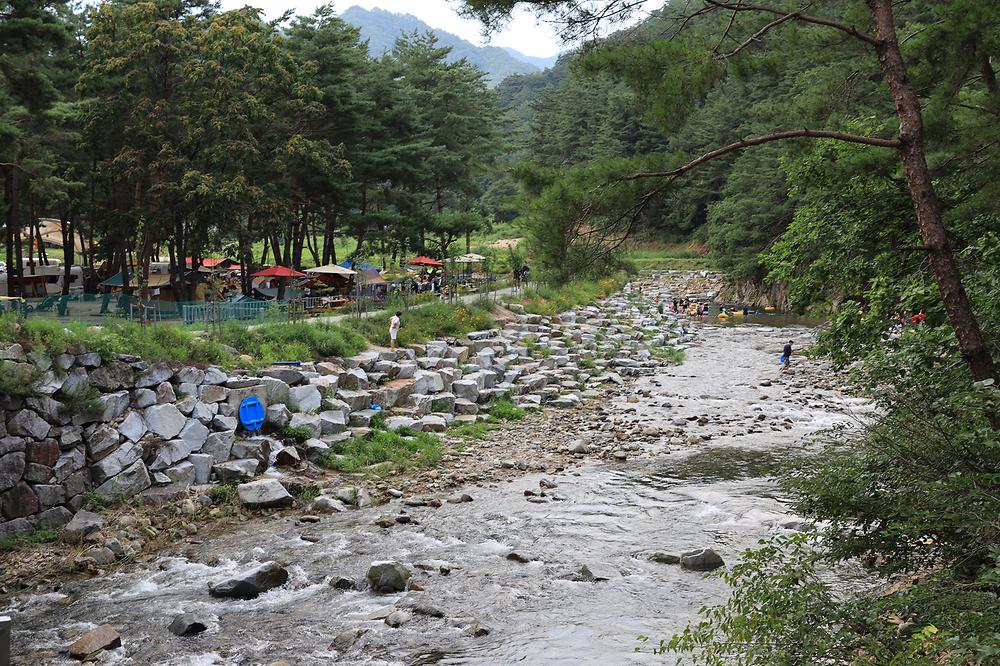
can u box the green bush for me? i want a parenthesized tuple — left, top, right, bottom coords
(59, 381, 103, 417)
(0, 528, 59, 553)
(488, 398, 525, 421)
(279, 425, 313, 443)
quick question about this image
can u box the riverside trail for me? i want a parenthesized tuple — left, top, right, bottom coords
(4, 278, 871, 665)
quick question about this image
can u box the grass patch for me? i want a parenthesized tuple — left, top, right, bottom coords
(488, 398, 525, 421)
(218, 321, 366, 366)
(0, 359, 40, 397)
(279, 425, 314, 443)
(318, 429, 442, 477)
(511, 274, 627, 316)
(650, 346, 686, 364)
(81, 490, 108, 511)
(579, 356, 596, 369)
(450, 420, 501, 441)
(354, 299, 496, 347)
(0, 528, 58, 553)
(208, 484, 239, 504)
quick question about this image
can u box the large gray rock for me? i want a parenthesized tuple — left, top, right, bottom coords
(94, 459, 151, 501)
(202, 366, 228, 385)
(7, 409, 50, 440)
(198, 383, 227, 403)
(168, 613, 208, 637)
(202, 430, 236, 463)
(230, 438, 272, 467)
(335, 389, 370, 412)
(135, 363, 174, 388)
(177, 367, 206, 385)
(144, 403, 186, 439)
(1, 482, 38, 519)
(451, 380, 480, 402)
(178, 419, 210, 449)
(318, 410, 347, 435)
(212, 459, 260, 483)
(238, 478, 293, 509)
(117, 411, 147, 443)
(61, 509, 104, 543)
(262, 367, 304, 386)
(86, 424, 120, 459)
(209, 561, 289, 600)
(34, 505, 73, 529)
(96, 391, 130, 423)
(289, 412, 322, 439)
(188, 453, 213, 484)
(33, 483, 65, 508)
(92, 442, 143, 483)
(164, 460, 196, 487)
(680, 548, 725, 571)
(366, 561, 411, 593)
(156, 382, 177, 404)
(430, 393, 456, 413)
(265, 404, 290, 428)
(413, 370, 444, 394)
(88, 362, 134, 391)
(0, 343, 27, 362)
(54, 448, 85, 483)
(0, 452, 25, 492)
(288, 384, 322, 412)
(147, 438, 199, 471)
(262, 376, 290, 405)
(133, 388, 156, 409)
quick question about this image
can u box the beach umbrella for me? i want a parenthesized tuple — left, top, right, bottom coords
(250, 266, 306, 278)
(409, 256, 444, 267)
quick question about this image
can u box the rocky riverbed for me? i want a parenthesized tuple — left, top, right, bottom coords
(1, 272, 871, 665)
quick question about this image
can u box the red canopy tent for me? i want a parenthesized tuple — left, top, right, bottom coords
(250, 266, 307, 278)
(408, 256, 444, 267)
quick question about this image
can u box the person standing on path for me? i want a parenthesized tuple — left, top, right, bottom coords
(781, 339, 793, 370)
(389, 310, 401, 350)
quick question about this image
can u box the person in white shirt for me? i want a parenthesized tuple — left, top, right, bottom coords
(389, 310, 401, 349)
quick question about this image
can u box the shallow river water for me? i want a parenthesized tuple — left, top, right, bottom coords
(5, 322, 870, 665)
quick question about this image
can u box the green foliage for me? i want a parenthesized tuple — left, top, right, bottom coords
(512, 275, 626, 315)
(208, 484, 239, 504)
(0, 528, 59, 553)
(81, 490, 107, 511)
(354, 300, 496, 347)
(218, 321, 366, 366)
(450, 420, 500, 441)
(649, 346, 685, 364)
(279, 425, 314, 443)
(369, 410, 387, 431)
(487, 398, 525, 421)
(318, 429, 442, 477)
(59, 381, 102, 417)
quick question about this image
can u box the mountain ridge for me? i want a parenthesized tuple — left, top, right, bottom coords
(340, 6, 550, 86)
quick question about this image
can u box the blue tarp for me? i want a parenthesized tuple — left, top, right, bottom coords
(339, 261, 379, 272)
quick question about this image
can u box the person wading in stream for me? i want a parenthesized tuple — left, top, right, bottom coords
(389, 310, 401, 350)
(781, 340, 793, 371)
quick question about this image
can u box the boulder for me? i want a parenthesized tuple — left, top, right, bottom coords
(86, 425, 121, 460)
(135, 363, 174, 388)
(117, 411, 147, 443)
(94, 459, 151, 501)
(287, 385, 322, 412)
(231, 437, 272, 466)
(265, 404, 291, 428)
(202, 430, 236, 463)
(430, 393, 455, 413)
(54, 448, 85, 483)
(95, 391, 130, 423)
(33, 483, 66, 508)
(198, 384, 227, 403)
(209, 561, 289, 599)
(262, 377, 290, 405)
(147, 439, 198, 472)
(202, 366, 228, 385)
(385, 610, 410, 628)
(168, 613, 208, 637)
(164, 461, 196, 487)
(67, 624, 121, 659)
(0, 451, 25, 492)
(366, 561, 411, 593)
(451, 380, 479, 402)
(177, 367, 206, 385)
(318, 410, 347, 435)
(132, 388, 156, 409)
(274, 446, 301, 467)
(212, 459, 259, 484)
(289, 412, 322, 439)
(144, 404, 186, 440)
(92, 442, 142, 483)
(335, 486, 372, 507)
(75, 352, 102, 368)
(1, 482, 38, 519)
(178, 419, 210, 449)
(7, 409, 50, 441)
(262, 367, 304, 386)
(61, 509, 104, 543)
(313, 496, 347, 513)
(88, 362, 134, 391)
(680, 548, 725, 571)
(238, 479, 293, 509)
(334, 389, 370, 413)
(649, 552, 680, 565)
(188, 453, 213, 484)
(34, 505, 73, 529)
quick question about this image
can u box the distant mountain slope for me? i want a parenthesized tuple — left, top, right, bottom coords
(501, 47, 558, 70)
(340, 6, 539, 86)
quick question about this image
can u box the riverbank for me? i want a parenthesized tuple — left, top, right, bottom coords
(1, 271, 865, 664)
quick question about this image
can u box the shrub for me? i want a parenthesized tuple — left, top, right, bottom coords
(59, 381, 103, 417)
(488, 398, 525, 421)
(279, 425, 313, 443)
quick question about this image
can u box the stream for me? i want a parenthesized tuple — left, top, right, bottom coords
(4, 320, 871, 665)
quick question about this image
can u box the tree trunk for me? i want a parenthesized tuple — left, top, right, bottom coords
(868, 0, 997, 384)
(61, 212, 74, 296)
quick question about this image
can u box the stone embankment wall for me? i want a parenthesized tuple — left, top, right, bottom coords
(1, 299, 683, 538)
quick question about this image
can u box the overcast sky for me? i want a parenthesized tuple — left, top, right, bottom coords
(218, 0, 659, 58)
